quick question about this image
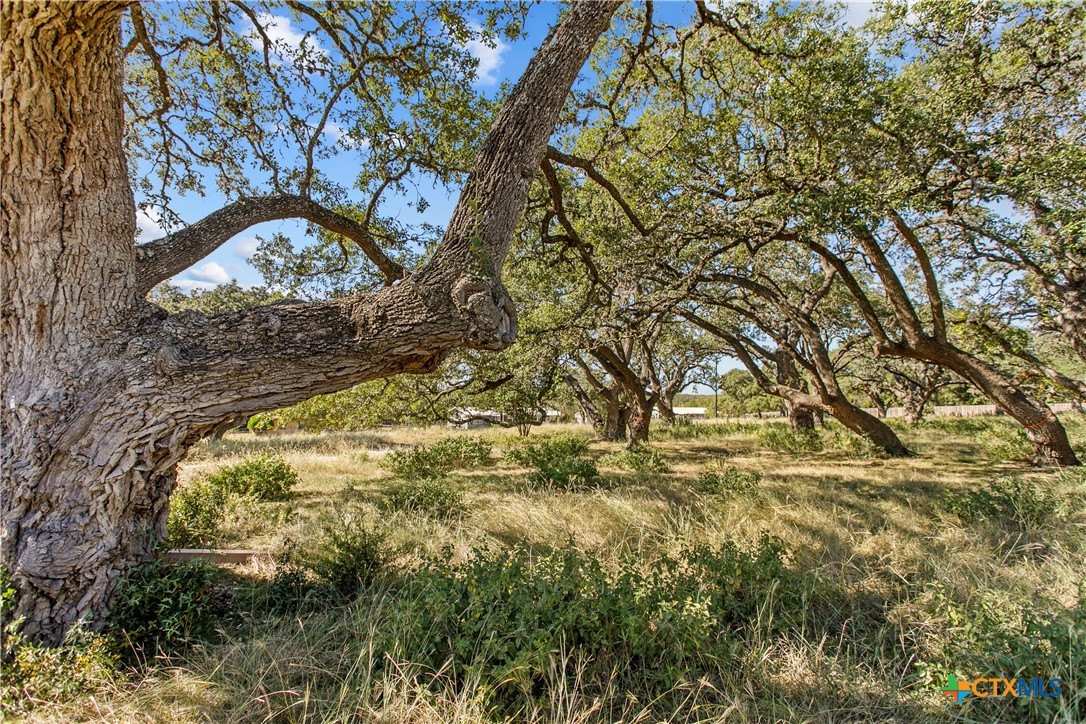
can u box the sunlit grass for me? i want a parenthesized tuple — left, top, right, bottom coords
(21, 416, 1086, 722)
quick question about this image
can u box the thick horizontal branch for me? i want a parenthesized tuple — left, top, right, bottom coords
(135, 194, 405, 293)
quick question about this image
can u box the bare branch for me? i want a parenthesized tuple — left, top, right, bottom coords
(136, 194, 405, 293)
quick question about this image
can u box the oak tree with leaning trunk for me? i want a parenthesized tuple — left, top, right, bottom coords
(1, 0, 620, 644)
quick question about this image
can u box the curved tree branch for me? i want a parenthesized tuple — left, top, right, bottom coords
(136, 194, 406, 293)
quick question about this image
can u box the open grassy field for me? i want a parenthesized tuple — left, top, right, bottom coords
(5, 416, 1085, 723)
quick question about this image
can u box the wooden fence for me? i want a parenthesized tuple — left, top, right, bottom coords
(745, 402, 1079, 420)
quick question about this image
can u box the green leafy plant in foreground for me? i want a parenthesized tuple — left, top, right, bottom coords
(206, 453, 299, 500)
(507, 433, 600, 490)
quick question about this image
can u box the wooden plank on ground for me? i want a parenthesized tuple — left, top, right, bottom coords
(163, 549, 268, 564)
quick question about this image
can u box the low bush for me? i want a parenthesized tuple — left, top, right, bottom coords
(943, 476, 1073, 533)
(382, 445, 451, 479)
(823, 425, 883, 459)
(107, 560, 229, 654)
(507, 432, 590, 460)
(694, 465, 762, 494)
(598, 442, 669, 472)
(164, 479, 232, 548)
(383, 437, 494, 480)
(429, 436, 493, 469)
(507, 434, 600, 490)
(921, 584, 1086, 721)
(387, 536, 802, 714)
(1, 622, 119, 719)
(380, 478, 464, 518)
(206, 453, 298, 500)
(754, 424, 824, 453)
(298, 510, 389, 596)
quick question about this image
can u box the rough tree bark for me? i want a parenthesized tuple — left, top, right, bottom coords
(573, 356, 629, 442)
(771, 345, 816, 431)
(800, 222, 1080, 466)
(1, 0, 620, 644)
(590, 345, 657, 447)
(563, 372, 604, 432)
(1057, 271, 1086, 363)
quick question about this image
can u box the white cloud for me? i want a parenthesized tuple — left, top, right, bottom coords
(466, 25, 508, 86)
(135, 207, 166, 242)
(250, 13, 326, 61)
(186, 261, 231, 285)
(234, 236, 261, 259)
(171, 278, 217, 292)
(322, 121, 369, 150)
(840, 1, 876, 28)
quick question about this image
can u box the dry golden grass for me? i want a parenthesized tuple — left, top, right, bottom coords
(12, 417, 1086, 723)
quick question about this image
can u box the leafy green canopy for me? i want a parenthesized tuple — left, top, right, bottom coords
(126, 1, 528, 294)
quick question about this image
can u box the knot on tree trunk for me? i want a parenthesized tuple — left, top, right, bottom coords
(452, 275, 517, 350)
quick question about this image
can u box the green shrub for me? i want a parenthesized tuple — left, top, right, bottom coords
(429, 436, 493, 468)
(246, 412, 280, 432)
(0, 565, 14, 614)
(299, 510, 389, 596)
(1, 621, 119, 719)
(165, 479, 231, 548)
(943, 476, 1072, 533)
(380, 478, 464, 518)
(694, 465, 762, 494)
(382, 446, 453, 480)
(507, 434, 600, 490)
(599, 442, 669, 472)
(386, 536, 801, 713)
(107, 560, 228, 653)
(383, 437, 494, 480)
(823, 425, 883, 459)
(507, 432, 589, 460)
(754, 424, 824, 453)
(206, 453, 298, 500)
(921, 584, 1086, 721)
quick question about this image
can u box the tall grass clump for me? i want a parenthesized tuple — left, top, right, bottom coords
(943, 475, 1076, 535)
(293, 509, 390, 596)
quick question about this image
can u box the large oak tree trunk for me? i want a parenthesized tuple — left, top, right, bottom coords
(911, 341, 1079, 466)
(1, 1, 620, 644)
(1058, 271, 1086, 364)
(626, 398, 653, 446)
(603, 399, 629, 442)
(826, 399, 913, 457)
(563, 372, 605, 433)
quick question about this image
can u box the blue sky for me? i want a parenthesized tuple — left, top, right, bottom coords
(138, 1, 563, 291)
(139, 1, 877, 293)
